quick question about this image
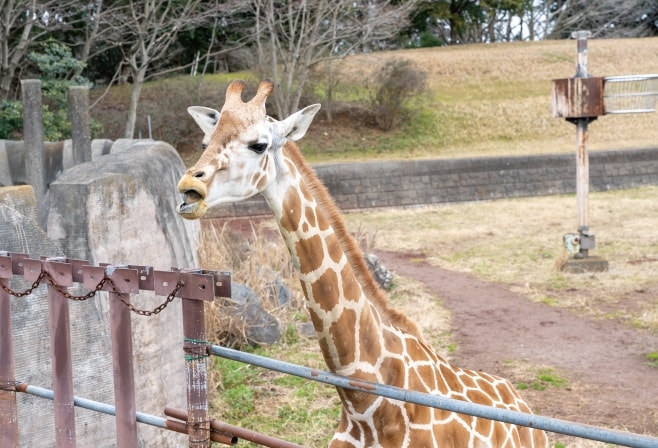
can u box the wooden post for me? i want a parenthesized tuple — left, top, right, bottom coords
(68, 86, 92, 165)
(572, 30, 594, 258)
(20, 80, 46, 206)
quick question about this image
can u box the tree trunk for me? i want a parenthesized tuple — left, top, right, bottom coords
(124, 67, 146, 139)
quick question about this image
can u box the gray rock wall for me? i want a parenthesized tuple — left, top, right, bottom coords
(204, 146, 658, 218)
(0, 140, 199, 447)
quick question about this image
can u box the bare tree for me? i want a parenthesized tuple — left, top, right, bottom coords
(251, 0, 418, 119)
(547, 0, 658, 39)
(103, 0, 248, 138)
(0, 0, 84, 101)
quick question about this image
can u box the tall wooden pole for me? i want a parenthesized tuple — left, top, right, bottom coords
(572, 30, 593, 258)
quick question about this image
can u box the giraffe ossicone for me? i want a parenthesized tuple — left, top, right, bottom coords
(177, 80, 549, 448)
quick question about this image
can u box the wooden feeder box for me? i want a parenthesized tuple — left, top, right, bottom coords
(551, 77, 604, 119)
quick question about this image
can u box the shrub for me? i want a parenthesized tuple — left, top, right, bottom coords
(0, 40, 103, 141)
(0, 101, 24, 139)
(419, 31, 444, 48)
(367, 58, 427, 131)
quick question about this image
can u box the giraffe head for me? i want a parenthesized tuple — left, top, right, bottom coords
(176, 79, 320, 219)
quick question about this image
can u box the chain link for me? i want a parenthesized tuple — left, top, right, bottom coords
(114, 282, 183, 316)
(0, 269, 183, 316)
(0, 271, 47, 297)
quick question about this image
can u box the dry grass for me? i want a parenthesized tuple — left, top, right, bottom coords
(344, 185, 658, 330)
(196, 220, 344, 446)
(196, 220, 305, 347)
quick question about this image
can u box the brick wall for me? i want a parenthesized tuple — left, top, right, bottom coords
(205, 147, 658, 219)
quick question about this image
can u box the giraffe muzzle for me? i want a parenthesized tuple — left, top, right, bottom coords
(176, 176, 208, 219)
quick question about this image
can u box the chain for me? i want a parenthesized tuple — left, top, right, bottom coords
(0, 270, 47, 297)
(0, 269, 184, 316)
(114, 282, 183, 316)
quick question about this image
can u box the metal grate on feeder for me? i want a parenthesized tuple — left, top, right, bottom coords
(603, 74, 658, 114)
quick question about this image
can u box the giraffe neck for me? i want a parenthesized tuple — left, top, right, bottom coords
(261, 142, 420, 374)
(261, 144, 364, 372)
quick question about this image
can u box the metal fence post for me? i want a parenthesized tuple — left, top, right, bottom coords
(106, 266, 139, 448)
(23, 257, 77, 448)
(167, 269, 229, 448)
(0, 254, 18, 447)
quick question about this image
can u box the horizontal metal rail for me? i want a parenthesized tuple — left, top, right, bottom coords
(210, 345, 658, 448)
(15, 383, 237, 445)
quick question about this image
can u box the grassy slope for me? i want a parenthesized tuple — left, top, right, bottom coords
(90, 38, 658, 166)
(301, 37, 658, 163)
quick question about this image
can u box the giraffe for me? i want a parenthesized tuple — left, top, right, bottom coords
(176, 79, 549, 448)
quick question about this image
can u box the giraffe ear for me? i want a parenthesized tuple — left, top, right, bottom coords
(187, 106, 220, 135)
(278, 104, 321, 141)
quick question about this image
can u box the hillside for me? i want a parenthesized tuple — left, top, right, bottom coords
(89, 37, 658, 166)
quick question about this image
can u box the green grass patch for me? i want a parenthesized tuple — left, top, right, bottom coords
(646, 351, 658, 368)
(532, 368, 569, 391)
(210, 342, 340, 447)
(515, 367, 569, 392)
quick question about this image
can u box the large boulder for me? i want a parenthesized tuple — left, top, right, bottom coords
(1, 140, 200, 447)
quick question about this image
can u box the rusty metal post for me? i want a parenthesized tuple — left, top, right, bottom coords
(0, 255, 18, 448)
(29, 257, 77, 447)
(182, 296, 210, 448)
(106, 266, 139, 448)
(572, 30, 593, 258)
(175, 270, 217, 448)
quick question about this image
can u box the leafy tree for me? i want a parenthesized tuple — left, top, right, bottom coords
(405, 0, 485, 44)
(0, 0, 87, 102)
(0, 40, 101, 141)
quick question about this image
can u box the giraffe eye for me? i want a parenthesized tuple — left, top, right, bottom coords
(248, 142, 268, 154)
(200, 143, 208, 150)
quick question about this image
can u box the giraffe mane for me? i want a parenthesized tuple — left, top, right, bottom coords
(282, 141, 425, 342)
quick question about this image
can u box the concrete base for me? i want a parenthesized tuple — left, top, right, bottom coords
(562, 255, 609, 273)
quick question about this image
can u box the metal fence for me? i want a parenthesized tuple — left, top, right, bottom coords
(1, 252, 251, 448)
(1, 252, 657, 448)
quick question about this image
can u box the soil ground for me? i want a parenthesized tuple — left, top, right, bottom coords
(376, 250, 658, 446)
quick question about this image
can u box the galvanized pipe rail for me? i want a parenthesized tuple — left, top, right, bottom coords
(0, 251, 231, 448)
(14, 383, 238, 445)
(210, 345, 658, 448)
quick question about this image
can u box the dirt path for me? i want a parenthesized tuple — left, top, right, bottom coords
(377, 250, 658, 442)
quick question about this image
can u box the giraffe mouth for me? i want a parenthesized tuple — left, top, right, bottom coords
(177, 189, 208, 219)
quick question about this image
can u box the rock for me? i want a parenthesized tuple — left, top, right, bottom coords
(267, 276, 292, 306)
(365, 252, 393, 291)
(227, 283, 281, 345)
(297, 322, 317, 339)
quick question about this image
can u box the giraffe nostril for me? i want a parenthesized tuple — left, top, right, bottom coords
(194, 171, 204, 179)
